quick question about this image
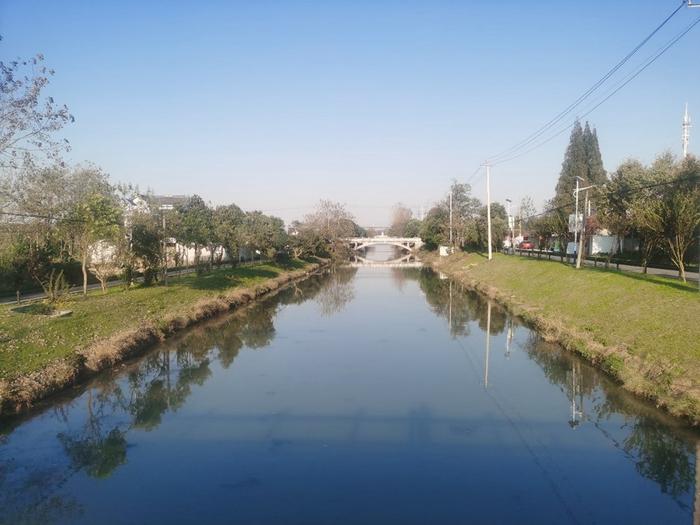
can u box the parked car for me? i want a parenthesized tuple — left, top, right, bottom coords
(519, 239, 534, 250)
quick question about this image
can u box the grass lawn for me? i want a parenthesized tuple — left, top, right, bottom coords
(0, 260, 309, 381)
(430, 252, 700, 419)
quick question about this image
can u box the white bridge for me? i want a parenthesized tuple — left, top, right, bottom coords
(345, 235, 424, 253)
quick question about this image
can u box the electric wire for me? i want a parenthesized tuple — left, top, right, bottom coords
(490, 14, 700, 167)
(486, 1, 687, 164)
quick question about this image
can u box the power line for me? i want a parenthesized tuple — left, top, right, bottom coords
(515, 174, 699, 224)
(490, 13, 700, 167)
(487, 1, 687, 164)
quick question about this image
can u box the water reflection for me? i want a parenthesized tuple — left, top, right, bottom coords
(0, 268, 698, 524)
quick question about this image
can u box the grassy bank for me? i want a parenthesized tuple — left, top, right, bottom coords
(427, 251, 700, 424)
(0, 259, 324, 413)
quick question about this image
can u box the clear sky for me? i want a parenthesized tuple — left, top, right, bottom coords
(1, 1, 698, 226)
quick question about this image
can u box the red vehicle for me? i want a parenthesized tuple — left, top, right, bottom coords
(519, 239, 534, 250)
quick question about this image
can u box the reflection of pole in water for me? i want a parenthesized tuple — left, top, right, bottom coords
(448, 280, 452, 330)
(694, 441, 699, 525)
(568, 362, 583, 428)
(484, 300, 491, 389)
(505, 318, 513, 358)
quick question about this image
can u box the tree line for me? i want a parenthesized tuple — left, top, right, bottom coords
(525, 121, 699, 282)
(385, 119, 699, 282)
(0, 165, 292, 299)
(0, 51, 364, 301)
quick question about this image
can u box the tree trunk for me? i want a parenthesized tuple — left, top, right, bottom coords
(669, 238, 688, 283)
(82, 251, 88, 296)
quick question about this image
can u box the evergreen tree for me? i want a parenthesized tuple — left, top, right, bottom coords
(554, 120, 606, 209)
(584, 123, 606, 186)
(555, 120, 586, 207)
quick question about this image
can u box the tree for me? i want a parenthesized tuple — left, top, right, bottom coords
(554, 120, 606, 221)
(631, 154, 700, 282)
(0, 233, 30, 302)
(300, 200, 356, 259)
(388, 203, 413, 236)
(129, 212, 163, 285)
(239, 211, 287, 259)
(62, 168, 122, 295)
(175, 195, 212, 272)
(288, 220, 324, 259)
(0, 52, 73, 169)
(518, 196, 536, 235)
(88, 240, 120, 292)
(213, 204, 245, 266)
(660, 158, 699, 282)
(420, 206, 449, 250)
(544, 197, 571, 258)
(583, 122, 607, 186)
(447, 181, 481, 249)
(597, 160, 644, 265)
(476, 202, 507, 252)
(404, 218, 422, 238)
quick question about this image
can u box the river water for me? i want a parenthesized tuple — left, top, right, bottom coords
(1, 259, 698, 524)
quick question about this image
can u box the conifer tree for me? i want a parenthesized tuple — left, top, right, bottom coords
(583, 123, 606, 186)
(554, 120, 586, 208)
(554, 120, 606, 210)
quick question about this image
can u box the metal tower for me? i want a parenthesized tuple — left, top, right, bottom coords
(682, 103, 691, 159)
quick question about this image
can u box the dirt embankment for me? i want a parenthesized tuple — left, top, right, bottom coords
(425, 252, 700, 426)
(0, 262, 328, 416)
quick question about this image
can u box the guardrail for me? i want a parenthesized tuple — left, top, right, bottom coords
(508, 247, 699, 275)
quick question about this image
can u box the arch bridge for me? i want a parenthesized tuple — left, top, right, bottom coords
(345, 235, 424, 253)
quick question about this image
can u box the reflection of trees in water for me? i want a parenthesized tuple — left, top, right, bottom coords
(389, 267, 419, 291)
(415, 269, 508, 337)
(524, 334, 699, 505)
(0, 272, 338, 523)
(315, 267, 357, 317)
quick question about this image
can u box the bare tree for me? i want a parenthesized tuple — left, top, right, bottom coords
(0, 50, 73, 169)
(388, 203, 413, 236)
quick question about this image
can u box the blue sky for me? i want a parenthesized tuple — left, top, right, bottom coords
(1, 1, 698, 225)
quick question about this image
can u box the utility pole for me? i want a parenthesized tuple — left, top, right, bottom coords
(573, 176, 583, 246)
(505, 198, 513, 254)
(484, 162, 493, 261)
(449, 190, 453, 249)
(159, 204, 173, 284)
(683, 103, 692, 159)
(575, 188, 594, 269)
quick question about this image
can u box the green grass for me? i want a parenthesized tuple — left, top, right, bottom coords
(432, 252, 700, 418)
(0, 260, 309, 381)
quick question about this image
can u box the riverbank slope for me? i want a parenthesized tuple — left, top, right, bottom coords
(425, 251, 700, 424)
(0, 259, 326, 414)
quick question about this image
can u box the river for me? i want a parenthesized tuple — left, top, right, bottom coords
(1, 258, 698, 524)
